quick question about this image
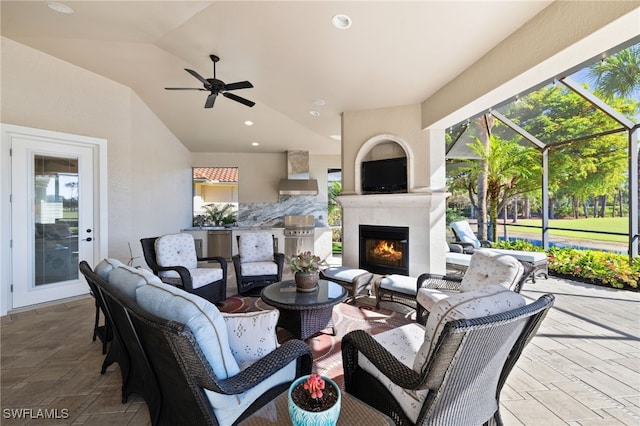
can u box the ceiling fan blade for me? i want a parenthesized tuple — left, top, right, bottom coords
(185, 68, 211, 89)
(223, 92, 255, 107)
(224, 81, 253, 91)
(205, 93, 217, 108)
(165, 87, 206, 91)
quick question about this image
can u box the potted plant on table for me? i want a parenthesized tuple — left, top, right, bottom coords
(288, 373, 341, 426)
(287, 251, 326, 292)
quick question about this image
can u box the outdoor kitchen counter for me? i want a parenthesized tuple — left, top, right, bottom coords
(182, 226, 332, 261)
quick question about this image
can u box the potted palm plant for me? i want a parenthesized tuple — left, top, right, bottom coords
(288, 374, 341, 426)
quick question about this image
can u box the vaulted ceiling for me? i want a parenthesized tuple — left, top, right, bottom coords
(2, 1, 566, 154)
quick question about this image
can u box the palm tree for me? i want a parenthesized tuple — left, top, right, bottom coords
(327, 180, 342, 226)
(588, 44, 640, 254)
(587, 45, 640, 102)
(465, 135, 538, 242)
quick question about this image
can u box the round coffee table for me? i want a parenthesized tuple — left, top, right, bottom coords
(260, 279, 347, 340)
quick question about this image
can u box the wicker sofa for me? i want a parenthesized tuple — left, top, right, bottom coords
(80, 259, 312, 426)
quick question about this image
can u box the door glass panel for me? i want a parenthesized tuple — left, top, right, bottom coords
(33, 155, 79, 285)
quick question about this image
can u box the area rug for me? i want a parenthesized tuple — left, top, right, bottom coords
(218, 296, 415, 390)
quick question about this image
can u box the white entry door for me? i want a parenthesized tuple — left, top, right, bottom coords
(10, 132, 97, 308)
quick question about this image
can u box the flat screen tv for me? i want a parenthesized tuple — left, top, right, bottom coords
(361, 157, 407, 193)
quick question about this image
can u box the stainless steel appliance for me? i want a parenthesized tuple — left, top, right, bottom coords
(284, 215, 315, 257)
(208, 230, 232, 260)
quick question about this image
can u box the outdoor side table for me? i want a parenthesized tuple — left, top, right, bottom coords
(238, 386, 394, 425)
(260, 279, 347, 340)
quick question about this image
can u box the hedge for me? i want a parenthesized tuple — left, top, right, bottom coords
(493, 240, 639, 291)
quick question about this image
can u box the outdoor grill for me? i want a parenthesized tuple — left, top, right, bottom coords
(284, 215, 315, 257)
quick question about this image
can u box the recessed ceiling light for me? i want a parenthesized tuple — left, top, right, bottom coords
(251, 142, 260, 146)
(332, 14, 352, 29)
(244, 120, 254, 126)
(330, 135, 341, 141)
(312, 99, 326, 106)
(47, 2, 74, 14)
(309, 111, 320, 117)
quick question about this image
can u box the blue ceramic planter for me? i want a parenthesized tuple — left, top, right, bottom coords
(288, 375, 341, 426)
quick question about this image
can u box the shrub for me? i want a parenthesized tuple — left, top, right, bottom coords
(547, 247, 638, 290)
(493, 239, 638, 291)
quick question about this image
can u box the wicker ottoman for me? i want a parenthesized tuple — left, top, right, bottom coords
(320, 266, 373, 303)
(374, 274, 418, 310)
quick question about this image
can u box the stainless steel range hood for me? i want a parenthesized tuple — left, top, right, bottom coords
(278, 151, 318, 196)
(278, 178, 319, 195)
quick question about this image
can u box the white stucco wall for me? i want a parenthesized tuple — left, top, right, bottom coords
(1, 37, 191, 312)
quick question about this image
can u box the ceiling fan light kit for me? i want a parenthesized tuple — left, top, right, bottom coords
(165, 54, 255, 109)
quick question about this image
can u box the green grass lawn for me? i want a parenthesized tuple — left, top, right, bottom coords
(504, 217, 629, 243)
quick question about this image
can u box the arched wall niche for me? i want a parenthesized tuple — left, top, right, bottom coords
(354, 134, 414, 195)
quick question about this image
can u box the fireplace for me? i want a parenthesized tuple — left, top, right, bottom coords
(359, 225, 409, 275)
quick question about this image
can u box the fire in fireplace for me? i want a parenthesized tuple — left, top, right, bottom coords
(359, 225, 409, 275)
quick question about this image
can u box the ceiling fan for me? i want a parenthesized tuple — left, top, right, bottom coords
(165, 54, 255, 109)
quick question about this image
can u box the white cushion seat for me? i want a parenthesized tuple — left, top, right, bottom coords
(238, 261, 278, 277)
(160, 267, 224, 290)
(379, 274, 417, 296)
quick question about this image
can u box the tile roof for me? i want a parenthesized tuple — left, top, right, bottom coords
(193, 167, 238, 183)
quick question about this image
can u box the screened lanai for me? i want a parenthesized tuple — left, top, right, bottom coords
(445, 38, 639, 260)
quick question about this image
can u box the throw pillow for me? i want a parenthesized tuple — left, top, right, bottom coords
(413, 285, 526, 373)
(222, 309, 280, 370)
(136, 281, 240, 379)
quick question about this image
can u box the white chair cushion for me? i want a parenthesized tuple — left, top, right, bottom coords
(489, 248, 548, 264)
(416, 287, 452, 313)
(460, 249, 523, 292)
(358, 323, 429, 424)
(322, 266, 371, 283)
(380, 274, 418, 296)
(94, 258, 124, 281)
(238, 233, 274, 263)
(135, 281, 240, 379)
(413, 285, 526, 373)
(189, 267, 224, 289)
(107, 265, 162, 301)
(451, 221, 481, 248)
(155, 233, 198, 279)
(239, 261, 278, 277)
(205, 361, 297, 426)
(222, 309, 280, 370)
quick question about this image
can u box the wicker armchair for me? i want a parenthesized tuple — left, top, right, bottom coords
(232, 233, 284, 296)
(416, 250, 533, 325)
(342, 293, 555, 426)
(141, 234, 227, 303)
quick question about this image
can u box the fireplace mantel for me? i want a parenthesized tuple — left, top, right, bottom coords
(338, 191, 448, 208)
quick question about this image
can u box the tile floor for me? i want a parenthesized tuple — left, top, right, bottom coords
(1, 266, 638, 425)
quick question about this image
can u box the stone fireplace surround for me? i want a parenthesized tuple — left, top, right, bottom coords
(338, 192, 447, 277)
